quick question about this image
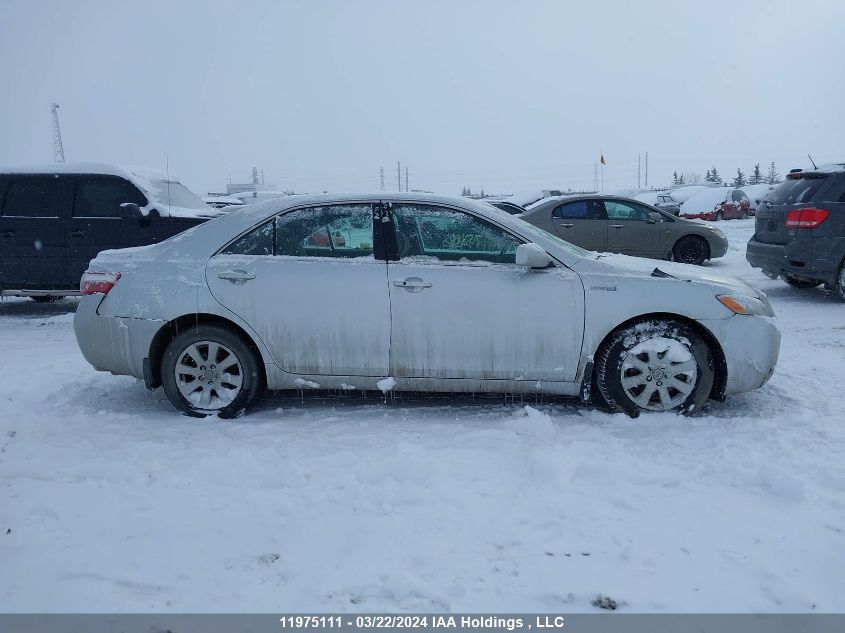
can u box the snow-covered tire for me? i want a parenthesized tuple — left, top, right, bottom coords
(782, 274, 822, 289)
(715, 211, 723, 221)
(595, 320, 715, 417)
(673, 236, 709, 265)
(161, 325, 264, 418)
(762, 270, 779, 280)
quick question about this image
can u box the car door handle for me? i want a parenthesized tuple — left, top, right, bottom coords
(70, 230, 85, 237)
(394, 278, 433, 292)
(1, 231, 14, 238)
(559, 223, 574, 228)
(217, 270, 256, 282)
(609, 224, 623, 229)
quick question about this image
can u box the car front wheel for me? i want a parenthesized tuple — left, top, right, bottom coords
(595, 319, 715, 416)
(161, 325, 264, 418)
(673, 236, 709, 265)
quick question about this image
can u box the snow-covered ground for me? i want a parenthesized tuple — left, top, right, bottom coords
(1, 219, 843, 613)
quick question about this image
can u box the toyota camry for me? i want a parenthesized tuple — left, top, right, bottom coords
(73, 193, 780, 418)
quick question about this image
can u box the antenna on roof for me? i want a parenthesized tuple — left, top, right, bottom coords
(166, 152, 171, 216)
(50, 103, 65, 163)
(807, 154, 818, 170)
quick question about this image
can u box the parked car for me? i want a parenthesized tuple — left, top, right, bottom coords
(73, 192, 779, 419)
(681, 188, 751, 221)
(634, 192, 681, 216)
(485, 200, 525, 215)
(746, 164, 845, 296)
(668, 185, 717, 205)
(202, 195, 246, 209)
(518, 194, 727, 265)
(739, 183, 776, 213)
(0, 163, 223, 299)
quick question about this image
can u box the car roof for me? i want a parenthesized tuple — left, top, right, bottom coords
(528, 193, 651, 210)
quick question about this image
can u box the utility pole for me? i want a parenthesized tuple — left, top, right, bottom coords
(252, 166, 259, 186)
(593, 163, 598, 192)
(379, 166, 385, 191)
(397, 161, 402, 191)
(50, 103, 65, 163)
(645, 152, 648, 188)
(405, 165, 409, 192)
(638, 154, 641, 189)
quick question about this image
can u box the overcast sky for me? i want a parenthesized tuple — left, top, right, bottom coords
(1, 0, 843, 196)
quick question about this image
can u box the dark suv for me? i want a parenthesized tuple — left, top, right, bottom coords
(0, 164, 222, 300)
(746, 164, 845, 298)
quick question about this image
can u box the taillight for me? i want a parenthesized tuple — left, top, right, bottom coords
(80, 271, 121, 295)
(785, 208, 830, 229)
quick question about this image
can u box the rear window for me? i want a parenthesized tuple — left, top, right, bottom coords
(769, 174, 827, 205)
(1, 175, 76, 217)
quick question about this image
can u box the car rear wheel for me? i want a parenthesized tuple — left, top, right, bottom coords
(835, 262, 845, 300)
(161, 325, 264, 418)
(782, 274, 822, 289)
(673, 236, 709, 265)
(715, 211, 723, 221)
(595, 319, 715, 417)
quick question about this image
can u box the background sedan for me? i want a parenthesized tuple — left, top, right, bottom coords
(519, 194, 727, 265)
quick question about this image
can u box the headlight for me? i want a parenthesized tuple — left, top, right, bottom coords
(717, 294, 774, 317)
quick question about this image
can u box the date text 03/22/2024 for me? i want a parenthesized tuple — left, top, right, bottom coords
(278, 615, 567, 630)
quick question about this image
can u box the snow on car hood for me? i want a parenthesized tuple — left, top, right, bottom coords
(576, 252, 762, 297)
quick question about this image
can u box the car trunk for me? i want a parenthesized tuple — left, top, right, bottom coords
(754, 172, 829, 244)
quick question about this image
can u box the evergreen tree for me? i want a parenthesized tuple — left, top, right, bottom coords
(767, 162, 780, 185)
(732, 168, 746, 187)
(461, 187, 466, 196)
(466, 187, 472, 197)
(672, 171, 679, 185)
(480, 189, 485, 198)
(678, 173, 685, 185)
(750, 163, 763, 185)
(710, 166, 722, 183)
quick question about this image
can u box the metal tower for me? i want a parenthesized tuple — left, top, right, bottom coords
(50, 103, 65, 163)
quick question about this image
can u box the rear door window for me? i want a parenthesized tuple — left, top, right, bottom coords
(552, 200, 590, 219)
(74, 176, 147, 218)
(276, 204, 374, 258)
(1, 175, 75, 217)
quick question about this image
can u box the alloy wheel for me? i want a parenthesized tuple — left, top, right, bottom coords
(174, 340, 243, 411)
(619, 338, 698, 411)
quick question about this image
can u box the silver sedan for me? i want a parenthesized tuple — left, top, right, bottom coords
(74, 192, 779, 418)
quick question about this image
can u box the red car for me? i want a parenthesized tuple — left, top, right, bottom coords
(681, 188, 751, 221)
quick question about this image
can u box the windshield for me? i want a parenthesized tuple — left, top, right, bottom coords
(148, 180, 209, 210)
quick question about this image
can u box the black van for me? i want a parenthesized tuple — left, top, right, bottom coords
(0, 164, 223, 300)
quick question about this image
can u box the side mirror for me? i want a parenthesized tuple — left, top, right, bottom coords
(647, 211, 663, 223)
(516, 242, 552, 269)
(119, 202, 150, 227)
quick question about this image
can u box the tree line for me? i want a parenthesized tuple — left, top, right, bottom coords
(672, 162, 781, 188)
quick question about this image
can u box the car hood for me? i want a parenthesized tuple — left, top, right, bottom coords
(573, 252, 762, 297)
